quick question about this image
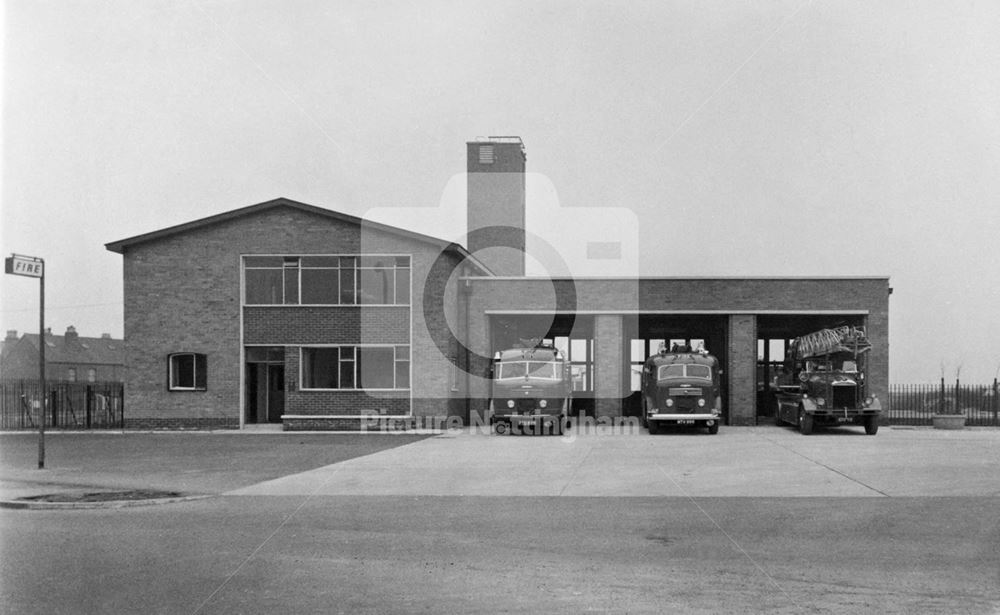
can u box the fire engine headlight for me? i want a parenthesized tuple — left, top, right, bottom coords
(817, 397, 826, 407)
(665, 399, 674, 407)
(506, 400, 515, 409)
(697, 398, 706, 407)
(539, 399, 548, 408)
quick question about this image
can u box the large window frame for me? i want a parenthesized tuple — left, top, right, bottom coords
(244, 255, 411, 306)
(169, 353, 208, 391)
(300, 345, 410, 391)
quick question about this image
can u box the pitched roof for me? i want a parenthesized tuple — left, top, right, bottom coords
(105, 197, 491, 273)
(16, 332, 124, 366)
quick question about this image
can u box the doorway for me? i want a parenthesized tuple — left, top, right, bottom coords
(246, 347, 285, 424)
(755, 314, 867, 422)
(626, 315, 729, 421)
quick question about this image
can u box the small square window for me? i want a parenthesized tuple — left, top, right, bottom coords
(169, 353, 207, 391)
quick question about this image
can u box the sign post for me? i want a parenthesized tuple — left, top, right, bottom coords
(5, 254, 46, 468)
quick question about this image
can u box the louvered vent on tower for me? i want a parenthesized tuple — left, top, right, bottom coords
(478, 145, 495, 164)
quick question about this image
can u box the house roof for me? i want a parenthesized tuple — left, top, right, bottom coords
(14, 332, 124, 366)
(105, 197, 491, 273)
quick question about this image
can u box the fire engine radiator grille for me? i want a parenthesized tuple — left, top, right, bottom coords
(668, 387, 703, 396)
(832, 385, 857, 409)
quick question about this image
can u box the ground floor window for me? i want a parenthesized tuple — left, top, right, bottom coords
(301, 345, 409, 390)
(169, 353, 207, 390)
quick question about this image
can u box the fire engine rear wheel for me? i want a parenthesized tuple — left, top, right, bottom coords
(648, 421, 658, 435)
(864, 416, 879, 435)
(494, 422, 509, 436)
(798, 408, 814, 435)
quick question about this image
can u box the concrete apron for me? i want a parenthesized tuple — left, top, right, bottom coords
(225, 426, 1000, 498)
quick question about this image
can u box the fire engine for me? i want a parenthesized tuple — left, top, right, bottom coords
(775, 326, 881, 435)
(488, 341, 572, 436)
(641, 343, 722, 434)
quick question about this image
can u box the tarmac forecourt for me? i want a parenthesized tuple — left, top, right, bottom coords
(0, 423, 1000, 505)
(224, 425, 1000, 498)
(0, 432, 435, 507)
(1, 426, 997, 505)
(2, 427, 997, 614)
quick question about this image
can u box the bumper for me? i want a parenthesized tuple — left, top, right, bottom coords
(648, 413, 720, 422)
(492, 413, 563, 426)
(809, 409, 880, 423)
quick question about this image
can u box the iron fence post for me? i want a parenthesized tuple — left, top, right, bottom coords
(993, 378, 1000, 426)
(955, 378, 960, 419)
(85, 385, 93, 429)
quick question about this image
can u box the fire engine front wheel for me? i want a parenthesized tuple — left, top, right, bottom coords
(798, 408, 814, 435)
(494, 422, 509, 436)
(864, 416, 879, 436)
(707, 421, 719, 435)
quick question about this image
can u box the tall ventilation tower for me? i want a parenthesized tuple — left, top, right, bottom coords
(466, 137, 526, 277)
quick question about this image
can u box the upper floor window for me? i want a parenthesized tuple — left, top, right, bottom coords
(67, 368, 77, 382)
(244, 255, 410, 306)
(169, 353, 207, 391)
(87, 369, 97, 383)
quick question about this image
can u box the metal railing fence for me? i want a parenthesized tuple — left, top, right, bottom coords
(1, 379, 124, 430)
(888, 379, 999, 426)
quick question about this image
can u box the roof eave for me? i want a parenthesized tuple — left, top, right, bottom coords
(105, 198, 488, 264)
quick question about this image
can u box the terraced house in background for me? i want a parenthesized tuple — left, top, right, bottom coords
(1, 327, 124, 383)
(105, 137, 891, 430)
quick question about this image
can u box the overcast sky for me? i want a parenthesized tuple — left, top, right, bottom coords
(2, 1, 998, 382)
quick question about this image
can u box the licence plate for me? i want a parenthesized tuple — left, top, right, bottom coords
(677, 420, 695, 425)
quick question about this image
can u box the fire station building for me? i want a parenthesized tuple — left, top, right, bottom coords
(106, 138, 890, 430)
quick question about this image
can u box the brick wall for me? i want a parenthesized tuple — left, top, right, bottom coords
(244, 306, 410, 345)
(466, 140, 526, 277)
(594, 314, 624, 418)
(727, 314, 757, 426)
(124, 417, 239, 430)
(118, 204, 466, 428)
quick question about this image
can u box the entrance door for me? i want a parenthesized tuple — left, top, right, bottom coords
(246, 347, 285, 424)
(265, 365, 285, 423)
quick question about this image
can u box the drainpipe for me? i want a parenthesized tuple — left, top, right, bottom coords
(460, 270, 472, 425)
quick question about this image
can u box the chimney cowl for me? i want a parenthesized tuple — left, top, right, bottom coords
(5, 330, 17, 341)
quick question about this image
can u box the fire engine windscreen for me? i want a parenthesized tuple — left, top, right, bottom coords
(497, 361, 561, 380)
(658, 364, 712, 380)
